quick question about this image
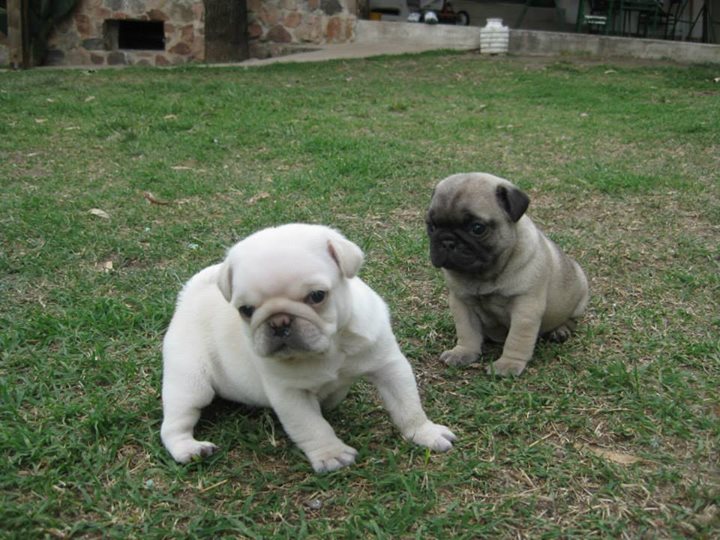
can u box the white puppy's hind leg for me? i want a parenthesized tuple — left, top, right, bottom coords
(161, 406, 218, 463)
(320, 384, 352, 412)
(161, 359, 218, 463)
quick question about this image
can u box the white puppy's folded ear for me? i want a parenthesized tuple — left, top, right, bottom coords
(327, 235, 364, 279)
(216, 260, 233, 302)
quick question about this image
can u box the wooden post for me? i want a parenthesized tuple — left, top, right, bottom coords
(7, 0, 29, 68)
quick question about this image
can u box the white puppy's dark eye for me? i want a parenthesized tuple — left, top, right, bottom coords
(306, 290, 327, 305)
(470, 222, 487, 236)
(238, 305, 255, 319)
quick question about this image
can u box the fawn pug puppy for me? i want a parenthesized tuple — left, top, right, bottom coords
(161, 224, 455, 472)
(426, 173, 589, 376)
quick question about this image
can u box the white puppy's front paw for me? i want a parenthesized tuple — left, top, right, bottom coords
(169, 440, 219, 464)
(409, 421, 457, 452)
(307, 441, 358, 473)
(487, 357, 527, 377)
(440, 346, 479, 367)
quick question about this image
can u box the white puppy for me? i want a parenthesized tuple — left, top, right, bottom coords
(161, 224, 456, 472)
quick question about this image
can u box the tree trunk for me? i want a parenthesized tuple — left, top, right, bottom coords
(7, 0, 29, 68)
(204, 0, 248, 62)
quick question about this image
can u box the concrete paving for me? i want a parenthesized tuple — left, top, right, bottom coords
(240, 19, 720, 67)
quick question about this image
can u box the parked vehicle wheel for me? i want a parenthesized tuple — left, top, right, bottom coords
(456, 11, 470, 26)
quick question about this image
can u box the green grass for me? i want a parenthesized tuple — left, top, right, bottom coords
(1, 52, 719, 538)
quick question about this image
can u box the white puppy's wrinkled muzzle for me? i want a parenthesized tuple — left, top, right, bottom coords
(249, 299, 334, 357)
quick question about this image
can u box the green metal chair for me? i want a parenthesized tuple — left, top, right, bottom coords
(585, 0, 613, 33)
(659, 0, 689, 40)
(620, 0, 663, 37)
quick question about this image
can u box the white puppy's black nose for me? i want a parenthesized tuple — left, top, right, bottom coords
(269, 314, 293, 338)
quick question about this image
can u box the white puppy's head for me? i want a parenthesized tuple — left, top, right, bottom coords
(216, 224, 364, 358)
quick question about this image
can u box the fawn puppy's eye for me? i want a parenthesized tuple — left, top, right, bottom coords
(470, 222, 487, 235)
(238, 305, 255, 318)
(306, 290, 327, 305)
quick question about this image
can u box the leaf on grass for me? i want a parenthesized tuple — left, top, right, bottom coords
(305, 498, 323, 510)
(247, 192, 271, 205)
(694, 504, 718, 526)
(84, 96, 96, 103)
(143, 191, 171, 205)
(198, 479, 228, 494)
(35, 118, 47, 124)
(164, 114, 178, 120)
(95, 260, 113, 272)
(171, 165, 193, 171)
(89, 208, 110, 219)
(578, 444, 643, 465)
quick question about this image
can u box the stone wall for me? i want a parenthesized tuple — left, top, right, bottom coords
(248, 0, 357, 58)
(46, 0, 205, 66)
(38, 0, 357, 67)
